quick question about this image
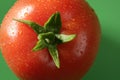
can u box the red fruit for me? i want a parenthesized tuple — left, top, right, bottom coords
(0, 0, 101, 80)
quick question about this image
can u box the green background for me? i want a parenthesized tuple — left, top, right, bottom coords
(0, 0, 120, 80)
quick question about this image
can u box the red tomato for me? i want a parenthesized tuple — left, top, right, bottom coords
(0, 0, 101, 80)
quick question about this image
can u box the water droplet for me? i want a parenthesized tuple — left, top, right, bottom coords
(12, 31, 15, 34)
(24, 12, 28, 16)
(72, 18, 75, 21)
(19, 30, 23, 35)
(17, 6, 33, 18)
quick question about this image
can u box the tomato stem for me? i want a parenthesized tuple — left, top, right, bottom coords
(13, 12, 76, 68)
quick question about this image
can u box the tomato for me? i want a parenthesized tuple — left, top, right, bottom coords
(0, 0, 101, 80)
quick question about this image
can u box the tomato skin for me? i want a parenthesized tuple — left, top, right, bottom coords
(0, 0, 101, 80)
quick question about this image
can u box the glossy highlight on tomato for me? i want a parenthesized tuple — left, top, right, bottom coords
(0, 0, 101, 80)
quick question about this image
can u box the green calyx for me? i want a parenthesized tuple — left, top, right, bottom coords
(13, 12, 76, 68)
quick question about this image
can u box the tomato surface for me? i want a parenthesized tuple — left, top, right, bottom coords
(0, 0, 101, 80)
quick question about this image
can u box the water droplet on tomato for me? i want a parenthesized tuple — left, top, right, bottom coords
(18, 30, 23, 35)
(72, 18, 75, 21)
(17, 6, 33, 18)
(24, 12, 28, 16)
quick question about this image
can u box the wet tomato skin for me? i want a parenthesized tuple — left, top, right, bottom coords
(0, 0, 100, 80)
